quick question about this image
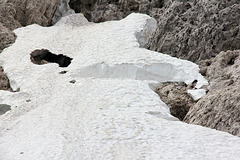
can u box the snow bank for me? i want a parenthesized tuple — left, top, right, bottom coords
(0, 13, 239, 160)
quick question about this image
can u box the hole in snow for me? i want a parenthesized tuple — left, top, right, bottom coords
(0, 104, 11, 116)
(30, 49, 72, 67)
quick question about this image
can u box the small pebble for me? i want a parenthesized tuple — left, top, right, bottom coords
(70, 80, 76, 84)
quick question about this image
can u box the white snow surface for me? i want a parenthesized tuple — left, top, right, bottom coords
(187, 89, 206, 101)
(0, 13, 239, 160)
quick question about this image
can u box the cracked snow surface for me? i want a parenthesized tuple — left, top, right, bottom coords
(0, 13, 239, 159)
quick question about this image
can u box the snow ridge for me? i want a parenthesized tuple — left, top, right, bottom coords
(0, 13, 239, 160)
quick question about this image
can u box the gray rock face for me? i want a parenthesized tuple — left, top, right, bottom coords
(52, 0, 75, 25)
(155, 82, 196, 121)
(148, 0, 240, 62)
(69, 0, 168, 22)
(4, 0, 60, 27)
(0, 67, 12, 91)
(0, 24, 16, 52)
(184, 50, 240, 136)
(0, 0, 60, 51)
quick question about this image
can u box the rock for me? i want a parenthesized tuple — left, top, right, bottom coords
(52, 0, 75, 25)
(184, 50, 240, 136)
(0, 24, 16, 53)
(69, 0, 168, 22)
(148, 0, 240, 62)
(69, 0, 96, 21)
(0, 0, 62, 51)
(155, 82, 195, 121)
(5, 0, 60, 27)
(0, 67, 12, 91)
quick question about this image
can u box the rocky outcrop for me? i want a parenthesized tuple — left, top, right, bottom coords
(0, 0, 60, 52)
(0, 24, 16, 52)
(184, 50, 240, 136)
(69, 0, 169, 22)
(2, 0, 60, 27)
(52, 0, 75, 25)
(0, 67, 12, 91)
(155, 82, 196, 121)
(148, 0, 240, 62)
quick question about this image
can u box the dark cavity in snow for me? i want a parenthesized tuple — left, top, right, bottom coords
(30, 49, 72, 67)
(0, 104, 11, 116)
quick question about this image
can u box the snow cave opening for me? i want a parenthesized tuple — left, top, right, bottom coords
(30, 49, 72, 67)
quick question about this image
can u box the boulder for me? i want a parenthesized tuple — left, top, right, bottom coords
(52, 0, 75, 25)
(0, 67, 12, 91)
(155, 82, 196, 121)
(4, 0, 60, 27)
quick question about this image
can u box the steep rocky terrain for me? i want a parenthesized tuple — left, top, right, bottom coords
(0, 0, 240, 136)
(68, 0, 174, 23)
(148, 0, 240, 62)
(184, 50, 240, 136)
(0, 0, 60, 52)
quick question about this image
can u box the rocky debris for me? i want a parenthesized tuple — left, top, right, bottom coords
(0, 67, 12, 91)
(0, 0, 60, 51)
(0, 24, 16, 52)
(148, 0, 240, 62)
(3, 0, 60, 27)
(155, 82, 195, 121)
(69, 0, 170, 22)
(184, 50, 240, 136)
(69, 0, 96, 21)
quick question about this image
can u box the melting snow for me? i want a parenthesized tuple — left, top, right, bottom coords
(0, 13, 239, 160)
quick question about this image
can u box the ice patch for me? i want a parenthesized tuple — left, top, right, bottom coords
(188, 89, 206, 101)
(74, 62, 200, 84)
(0, 104, 11, 116)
